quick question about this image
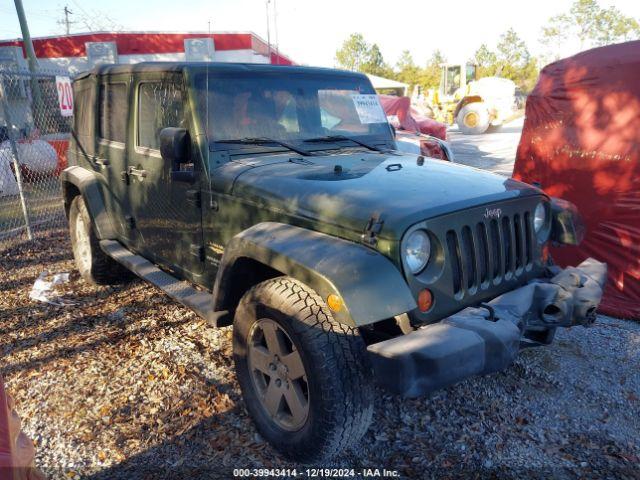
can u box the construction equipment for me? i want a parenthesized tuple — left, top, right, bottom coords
(422, 64, 517, 135)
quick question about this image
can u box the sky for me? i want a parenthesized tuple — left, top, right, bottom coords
(0, 0, 638, 68)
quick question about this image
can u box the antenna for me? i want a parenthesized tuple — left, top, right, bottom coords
(205, 18, 210, 179)
(265, 0, 272, 64)
(273, 0, 279, 65)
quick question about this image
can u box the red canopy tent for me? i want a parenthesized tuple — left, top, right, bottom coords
(513, 41, 640, 319)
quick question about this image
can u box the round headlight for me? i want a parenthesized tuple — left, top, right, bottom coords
(404, 230, 431, 274)
(534, 202, 547, 234)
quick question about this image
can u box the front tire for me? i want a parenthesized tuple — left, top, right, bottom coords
(69, 195, 131, 285)
(457, 102, 490, 134)
(233, 277, 374, 462)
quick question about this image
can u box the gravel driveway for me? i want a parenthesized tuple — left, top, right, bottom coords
(448, 117, 524, 176)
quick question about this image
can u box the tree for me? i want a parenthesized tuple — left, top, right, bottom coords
(494, 29, 540, 91)
(470, 30, 540, 92)
(395, 50, 420, 89)
(541, 0, 640, 57)
(596, 6, 640, 45)
(418, 50, 446, 91)
(361, 44, 393, 77)
(495, 28, 530, 76)
(335, 34, 392, 76)
(335, 33, 370, 71)
(472, 44, 497, 77)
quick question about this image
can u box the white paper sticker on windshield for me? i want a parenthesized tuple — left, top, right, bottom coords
(351, 94, 387, 124)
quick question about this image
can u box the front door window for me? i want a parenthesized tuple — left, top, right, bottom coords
(127, 76, 204, 275)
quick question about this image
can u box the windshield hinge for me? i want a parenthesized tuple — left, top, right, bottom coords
(361, 213, 384, 246)
(190, 245, 205, 262)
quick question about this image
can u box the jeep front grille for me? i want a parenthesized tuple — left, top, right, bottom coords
(445, 212, 534, 295)
(402, 196, 546, 324)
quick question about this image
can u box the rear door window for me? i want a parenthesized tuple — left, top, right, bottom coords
(137, 81, 184, 151)
(73, 81, 96, 155)
(99, 83, 128, 143)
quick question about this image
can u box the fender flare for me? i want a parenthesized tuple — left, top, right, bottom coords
(59, 165, 116, 239)
(212, 222, 417, 327)
(454, 95, 483, 119)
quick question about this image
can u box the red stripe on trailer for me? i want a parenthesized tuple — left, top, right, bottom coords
(0, 32, 274, 58)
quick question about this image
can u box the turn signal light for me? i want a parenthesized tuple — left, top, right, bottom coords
(327, 294, 344, 312)
(542, 244, 550, 264)
(418, 289, 433, 312)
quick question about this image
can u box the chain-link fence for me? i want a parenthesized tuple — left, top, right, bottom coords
(0, 68, 72, 247)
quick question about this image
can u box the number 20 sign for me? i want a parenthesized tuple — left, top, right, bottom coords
(55, 76, 74, 117)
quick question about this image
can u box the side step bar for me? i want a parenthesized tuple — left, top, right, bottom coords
(100, 240, 227, 325)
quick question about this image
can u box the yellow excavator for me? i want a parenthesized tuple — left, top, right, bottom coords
(421, 64, 517, 135)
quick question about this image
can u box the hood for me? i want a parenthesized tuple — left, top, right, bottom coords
(218, 152, 542, 240)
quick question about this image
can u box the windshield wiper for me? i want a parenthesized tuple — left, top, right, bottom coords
(303, 135, 386, 153)
(216, 137, 312, 157)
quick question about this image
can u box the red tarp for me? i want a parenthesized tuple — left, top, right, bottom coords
(379, 95, 447, 140)
(513, 41, 640, 319)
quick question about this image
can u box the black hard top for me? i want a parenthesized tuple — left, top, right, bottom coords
(75, 61, 366, 81)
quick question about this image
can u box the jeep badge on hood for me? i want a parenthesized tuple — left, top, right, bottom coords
(484, 207, 502, 219)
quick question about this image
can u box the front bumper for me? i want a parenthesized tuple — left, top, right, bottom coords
(367, 258, 607, 397)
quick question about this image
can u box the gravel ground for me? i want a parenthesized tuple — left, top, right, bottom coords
(448, 117, 524, 176)
(1, 228, 639, 479)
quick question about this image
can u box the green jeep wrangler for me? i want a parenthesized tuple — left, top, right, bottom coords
(61, 62, 606, 461)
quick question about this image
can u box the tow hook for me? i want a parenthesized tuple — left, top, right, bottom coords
(479, 303, 498, 322)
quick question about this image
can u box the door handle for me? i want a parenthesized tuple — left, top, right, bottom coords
(128, 166, 147, 179)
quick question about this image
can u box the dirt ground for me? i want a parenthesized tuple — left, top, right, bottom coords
(1, 227, 639, 480)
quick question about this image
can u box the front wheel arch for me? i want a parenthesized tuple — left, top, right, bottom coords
(453, 95, 483, 119)
(211, 223, 417, 328)
(214, 256, 284, 327)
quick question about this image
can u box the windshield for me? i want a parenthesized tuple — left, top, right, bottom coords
(192, 71, 393, 150)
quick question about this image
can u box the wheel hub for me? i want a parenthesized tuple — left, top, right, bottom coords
(464, 111, 479, 128)
(275, 360, 289, 380)
(247, 318, 309, 431)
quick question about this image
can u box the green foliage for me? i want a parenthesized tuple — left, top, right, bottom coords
(418, 50, 446, 92)
(335, 34, 392, 77)
(470, 31, 540, 92)
(335, 2, 637, 96)
(361, 44, 393, 77)
(335, 35, 446, 94)
(541, 0, 640, 56)
(472, 44, 497, 77)
(335, 33, 370, 71)
(494, 28, 538, 90)
(395, 50, 418, 85)
(335, 29, 545, 95)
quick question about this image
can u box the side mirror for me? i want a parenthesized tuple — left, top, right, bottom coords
(550, 198, 585, 246)
(160, 127, 195, 183)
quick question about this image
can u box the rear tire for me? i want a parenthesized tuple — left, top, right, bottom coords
(233, 277, 374, 462)
(69, 195, 131, 285)
(457, 102, 490, 134)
